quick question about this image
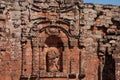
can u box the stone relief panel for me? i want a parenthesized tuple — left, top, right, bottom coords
(46, 49, 62, 72)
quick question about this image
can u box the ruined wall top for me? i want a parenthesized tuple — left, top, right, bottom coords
(32, 0, 83, 4)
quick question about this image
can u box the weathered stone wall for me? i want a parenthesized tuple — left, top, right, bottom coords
(81, 3, 120, 80)
(0, 0, 119, 80)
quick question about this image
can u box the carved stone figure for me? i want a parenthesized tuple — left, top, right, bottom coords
(46, 50, 61, 72)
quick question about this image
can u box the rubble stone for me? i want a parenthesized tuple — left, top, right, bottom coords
(0, 0, 119, 80)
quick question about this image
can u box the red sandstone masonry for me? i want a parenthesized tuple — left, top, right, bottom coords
(0, 0, 120, 80)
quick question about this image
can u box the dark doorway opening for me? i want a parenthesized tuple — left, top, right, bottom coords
(102, 51, 116, 80)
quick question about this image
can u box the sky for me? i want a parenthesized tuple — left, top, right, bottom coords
(84, 0, 120, 6)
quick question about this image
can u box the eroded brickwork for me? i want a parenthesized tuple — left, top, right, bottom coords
(0, 0, 120, 80)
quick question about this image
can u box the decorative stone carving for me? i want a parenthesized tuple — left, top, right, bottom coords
(0, 0, 120, 80)
(46, 50, 61, 72)
(46, 27, 60, 36)
(21, 13, 26, 25)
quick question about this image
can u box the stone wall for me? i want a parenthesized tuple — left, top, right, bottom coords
(0, 0, 120, 80)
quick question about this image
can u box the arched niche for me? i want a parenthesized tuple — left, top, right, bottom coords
(29, 24, 80, 78)
(35, 25, 70, 78)
(45, 35, 63, 72)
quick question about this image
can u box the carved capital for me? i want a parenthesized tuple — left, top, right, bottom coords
(21, 37, 28, 48)
(69, 38, 77, 47)
(31, 38, 39, 47)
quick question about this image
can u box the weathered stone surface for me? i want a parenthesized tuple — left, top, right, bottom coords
(0, 0, 119, 80)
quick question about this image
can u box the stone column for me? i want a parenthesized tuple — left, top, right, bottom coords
(39, 45, 44, 77)
(21, 43, 26, 75)
(63, 42, 69, 75)
(20, 40, 28, 80)
(78, 51, 84, 79)
(31, 38, 39, 79)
